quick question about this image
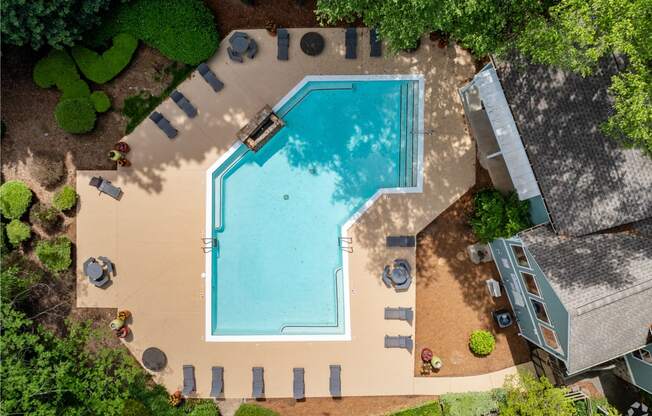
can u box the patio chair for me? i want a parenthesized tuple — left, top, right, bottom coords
(252, 367, 264, 399)
(92, 273, 109, 288)
(345, 28, 357, 59)
(247, 39, 258, 59)
(384, 335, 413, 352)
(182, 365, 195, 396)
(90, 176, 123, 200)
(210, 366, 224, 398)
(170, 90, 197, 118)
(149, 111, 178, 139)
(394, 274, 411, 292)
(227, 47, 243, 63)
(384, 307, 413, 324)
(277, 29, 289, 61)
(82, 257, 96, 276)
(370, 28, 382, 57)
(197, 63, 224, 92)
(394, 259, 411, 274)
(386, 235, 415, 247)
(381, 265, 392, 288)
(98, 256, 114, 276)
(293, 367, 305, 400)
(329, 365, 341, 398)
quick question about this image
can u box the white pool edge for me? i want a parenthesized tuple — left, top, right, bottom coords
(204, 74, 425, 342)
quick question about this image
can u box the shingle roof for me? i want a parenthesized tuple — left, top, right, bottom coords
(495, 55, 652, 237)
(521, 226, 652, 373)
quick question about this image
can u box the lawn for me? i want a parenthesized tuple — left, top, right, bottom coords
(391, 401, 443, 416)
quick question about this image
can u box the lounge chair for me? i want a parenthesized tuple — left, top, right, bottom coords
(293, 368, 305, 400)
(394, 259, 411, 274)
(252, 367, 264, 399)
(182, 365, 195, 396)
(370, 28, 382, 57)
(210, 366, 224, 398)
(98, 256, 114, 276)
(386, 235, 415, 247)
(345, 28, 357, 59)
(89, 176, 123, 200)
(277, 29, 289, 61)
(247, 39, 258, 59)
(149, 111, 177, 139)
(197, 63, 224, 92)
(382, 265, 392, 288)
(170, 90, 197, 118)
(329, 365, 341, 398)
(227, 47, 243, 63)
(384, 307, 413, 324)
(384, 335, 413, 352)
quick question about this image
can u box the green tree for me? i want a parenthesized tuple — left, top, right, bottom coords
(470, 189, 531, 242)
(1, 0, 114, 50)
(499, 372, 576, 416)
(515, 0, 652, 154)
(0, 180, 33, 220)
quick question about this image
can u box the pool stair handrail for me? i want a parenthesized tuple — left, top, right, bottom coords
(338, 236, 353, 253)
(201, 237, 218, 253)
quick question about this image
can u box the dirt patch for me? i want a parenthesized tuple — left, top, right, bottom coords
(414, 163, 531, 377)
(253, 395, 438, 416)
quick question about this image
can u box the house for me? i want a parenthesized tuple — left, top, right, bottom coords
(459, 54, 652, 393)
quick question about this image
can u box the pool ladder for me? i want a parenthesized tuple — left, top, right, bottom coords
(338, 237, 353, 253)
(201, 238, 218, 253)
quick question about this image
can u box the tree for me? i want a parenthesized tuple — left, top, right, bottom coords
(0, 0, 114, 50)
(515, 0, 652, 154)
(499, 372, 576, 416)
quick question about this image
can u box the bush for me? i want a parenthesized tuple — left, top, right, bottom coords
(500, 372, 575, 415)
(55, 98, 97, 134)
(234, 404, 279, 416)
(36, 236, 72, 272)
(53, 185, 78, 211)
(6, 220, 31, 246)
(0, 180, 33, 220)
(92, 0, 219, 64)
(392, 401, 443, 416)
(469, 330, 495, 356)
(30, 151, 65, 188)
(33, 49, 82, 91)
(188, 402, 220, 416)
(440, 391, 503, 416)
(29, 203, 61, 233)
(122, 399, 152, 416)
(90, 91, 111, 113)
(72, 33, 138, 84)
(470, 189, 531, 243)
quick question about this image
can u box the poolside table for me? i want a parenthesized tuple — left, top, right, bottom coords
(300, 32, 325, 56)
(86, 262, 104, 281)
(230, 33, 251, 55)
(391, 267, 408, 284)
(142, 347, 167, 371)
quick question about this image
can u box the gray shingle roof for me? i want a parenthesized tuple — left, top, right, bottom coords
(521, 226, 652, 374)
(495, 55, 652, 237)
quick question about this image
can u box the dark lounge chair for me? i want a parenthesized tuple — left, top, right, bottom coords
(384, 307, 413, 324)
(329, 365, 341, 397)
(293, 368, 305, 400)
(197, 63, 224, 92)
(247, 39, 258, 59)
(384, 335, 413, 352)
(89, 176, 122, 200)
(182, 365, 195, 396)
(227, 47, 243, 63)
(210, 366, 224, 398)
(370, 28, 382, 57)
(345, 28, 357, 59)
(277, 29, 289, 61)
(149, 111, 177, 139)
(386, 235, 416, 247)
(252, 367, 264, 399)
(170, 90, 197, 118)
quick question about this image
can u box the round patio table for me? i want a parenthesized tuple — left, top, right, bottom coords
(231, 36, 250, 55)
(86, 262, 104, 280)
(391, 267, 408, 284)
(142, 347, 167, 371)
(300, 32, 325, 56)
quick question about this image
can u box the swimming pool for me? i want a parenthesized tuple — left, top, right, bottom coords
(205, 76, 423, 341)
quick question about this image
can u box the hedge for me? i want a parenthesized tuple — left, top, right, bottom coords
(72, 33, 138, 84)
(469, 330, 496, 356)
(234, 404, 279, 416)
(52, 185, 78, 211)
(0, 181, 33, 220)
(33, 49, 81, 91)
(55, 98, 97, 134)
(90, 91, 111, 113)
(92, 0, 219, 64)
(36, 236, 72, 272)
(6, 220, 31, 246)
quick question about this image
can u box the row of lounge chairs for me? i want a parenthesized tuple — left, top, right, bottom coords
(276, 27, 382, 61)
(384, 235, 414, 353)
(182, 364, 342, 400)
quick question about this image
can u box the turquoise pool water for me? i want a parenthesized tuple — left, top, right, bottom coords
(211, 79, 419, 336)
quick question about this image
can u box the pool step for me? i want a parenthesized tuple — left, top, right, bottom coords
(398, 81, 419, 188)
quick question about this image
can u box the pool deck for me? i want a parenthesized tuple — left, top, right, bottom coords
(76, 28, 532, 398)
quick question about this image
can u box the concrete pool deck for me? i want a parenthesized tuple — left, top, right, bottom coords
(76, 28, 532, 398)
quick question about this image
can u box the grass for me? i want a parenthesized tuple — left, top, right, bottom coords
(122, 61, 193, 133)
(391, 401, 443, 416)
(234, 403, 280, 416)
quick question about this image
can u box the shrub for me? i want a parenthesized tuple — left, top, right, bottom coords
(55, 98, 97, 134)
(6, 219, 31, 246)
(391, 401, 443, 416)
(188, 402, 220, 416)
(122, 399, 152, 416)
(440, 391, 503, 416)
(469, 330, 495, 356)
(90, 91, 111, 113)
(92, 0, 219, 64)
(29, 203, 61, 233)
(500, 372, 575, 416)
(72, 33, 138, 84)
(0, 180, 33, 220)
(30, 151, 65, 188)
(53, 185, 78, 211)
(36, 236, 72, 272)
(234, 404, 280, 416)
(470, 189, 531, 243)
(33, 49, 82, 90)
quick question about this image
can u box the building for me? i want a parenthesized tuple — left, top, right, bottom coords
(460, 54, 652, 393)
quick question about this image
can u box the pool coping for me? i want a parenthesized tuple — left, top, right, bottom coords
(204, 74, 425, 342)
